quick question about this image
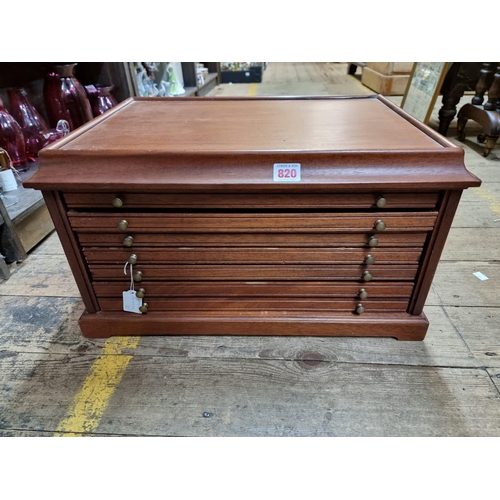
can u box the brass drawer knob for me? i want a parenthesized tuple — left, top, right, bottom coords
(362, 270, 372, 282)
(136, 288, 146, 299)
(368, 236, 379, 247)
(358, 288, 368, 300)
(356, 303, 365, 315)
(123, 236, 134, 247)
(127, 254, 138, 265)
(376, 196, 387, 208)
(112, 197, 123, 208)
(364, 254, 375, 265)
(117, 220, 128, 232)
(375, 220, 386, 231)
(133, 270, 143, 282)
(139, 302, 148, 314)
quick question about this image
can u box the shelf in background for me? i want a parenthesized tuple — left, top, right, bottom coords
(181, 63, 220, 97)
(197, 72, 218, 96)
(5, 165, 54, 253)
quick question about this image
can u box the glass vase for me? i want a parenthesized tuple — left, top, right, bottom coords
(85, 84, 118, 117)
(43, 63, 93, 131)
(7, 88, 49, 163)
(0, 97, 29, 172)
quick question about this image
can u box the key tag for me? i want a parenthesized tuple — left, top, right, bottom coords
(123, 261, 143, 314)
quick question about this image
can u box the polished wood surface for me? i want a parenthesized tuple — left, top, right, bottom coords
(88, 264, 419, 282)
(57, 97, 441, 152)
(26, 96, 480, 192)
(25, 96, 481, 340)
(63, 191, 441, 209)
(92, 281, 415, 298)
(68, 211, 438, 232)
(76, 231, 428, 248)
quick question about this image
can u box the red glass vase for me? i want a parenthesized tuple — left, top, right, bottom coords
(43, 63, 93, 131)
(0, 96, 29, 172)
(85, 84, 118, 117)
(7, 88, 49, 163)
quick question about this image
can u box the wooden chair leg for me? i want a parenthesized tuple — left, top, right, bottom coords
(457, 116, 468, 141)
(483, 135, 499, 157)
(484, 65, 500, 111)
(438, 93, 462, 136)
(472, 63, 496, 105)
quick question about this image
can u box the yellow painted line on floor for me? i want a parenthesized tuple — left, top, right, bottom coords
(247, 83, 258, 96)
(54, 336, 140, 436)
(472, 186, 500, 217)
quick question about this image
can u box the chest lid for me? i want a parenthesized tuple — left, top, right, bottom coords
(26, 95, 480, 192)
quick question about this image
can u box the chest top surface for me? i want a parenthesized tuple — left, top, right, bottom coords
(26, 96, 481, 192)
(58, 97, 440, 153)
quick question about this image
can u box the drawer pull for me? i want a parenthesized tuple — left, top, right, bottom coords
(358, 288, 368, 300)
(127, 254, 138, 265)
(362, 270, 372, 282)
(123, 236, 134, 247)
(376, 196, 387, 208)
(355, 303, 365, 315)
(112, 197, 124, 208)
(375, 220, 386, 231)
(139, 302, 148, 314)
(117, 220, 128, 232)
(364, 254, 375, 265)
(136, 288, 146, 299)
(368, 236, 379, 247)
(133, 270, 143, 282)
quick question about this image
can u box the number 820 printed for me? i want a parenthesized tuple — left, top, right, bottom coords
(273, 163, 301, 182)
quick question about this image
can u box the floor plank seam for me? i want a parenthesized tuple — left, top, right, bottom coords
(0, 348, 484, 369)
(485, 372, 500, 397)
(437, 305, 500, 309)
(275, 358, 484, 370)
(0, 427, 161, 437)
(439, 304, 482, 367)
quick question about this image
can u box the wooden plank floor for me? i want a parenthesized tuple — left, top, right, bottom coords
(1, 63, 500, 436)
(211, 62, 374, 97)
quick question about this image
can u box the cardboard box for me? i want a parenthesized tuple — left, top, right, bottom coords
(366, 62, 414, 75)
(361, 67, 410, 95)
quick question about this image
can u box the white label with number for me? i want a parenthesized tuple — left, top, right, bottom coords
(273, 163, 301, 182)
(123, 290, 143, 314)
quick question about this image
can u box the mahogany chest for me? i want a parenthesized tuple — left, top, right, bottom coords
(26, 96, 481, 340)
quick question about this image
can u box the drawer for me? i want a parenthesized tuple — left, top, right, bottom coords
(69, 212, 438, 233)
(83, 247, 423, 265)
(64, 192, 440, 210)
(89, 264, 418, 282)
(77, 232, 428, 248)
(93, 281, 415, 299)
(97, 297, 410, 313)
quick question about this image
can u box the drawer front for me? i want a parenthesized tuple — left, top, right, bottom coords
(69, 212, 438, 233)
(89, 264, 418, 282)
(93, 281, 414, 299)
(64, 192, 440, 210)
(77, 232, 428, 248)
(83, 247, 423, 265)
(97, 297, 410, 313)
(71, 199, 434, 319)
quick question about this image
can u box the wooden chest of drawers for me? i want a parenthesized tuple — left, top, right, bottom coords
(25, 96, 481, 340)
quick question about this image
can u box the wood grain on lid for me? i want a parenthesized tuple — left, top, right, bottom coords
(60, 98, 442, 153)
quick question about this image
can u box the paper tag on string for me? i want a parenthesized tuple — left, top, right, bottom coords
(123, 290, 143, 314)
(123, 260, 143, 313)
